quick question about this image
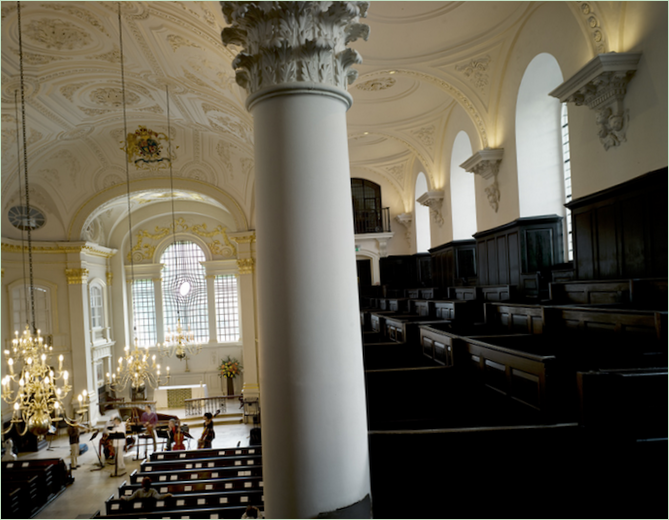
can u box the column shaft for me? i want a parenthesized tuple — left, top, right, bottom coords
(253, 91, 371, 518)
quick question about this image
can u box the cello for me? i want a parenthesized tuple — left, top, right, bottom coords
(197, 410, 221, 449)
(172, 420, 186, 451)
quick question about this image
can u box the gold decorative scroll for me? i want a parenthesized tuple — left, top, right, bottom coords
(65, 268, 89, 285)
(127, 218, 237, 262)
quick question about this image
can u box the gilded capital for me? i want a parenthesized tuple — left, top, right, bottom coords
(65, 268, 89, 285)
(237, 258, 255, 275)
(221, 2, 369, 98)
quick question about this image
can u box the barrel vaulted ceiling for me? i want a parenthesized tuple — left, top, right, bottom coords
(1, 1, 596, 245)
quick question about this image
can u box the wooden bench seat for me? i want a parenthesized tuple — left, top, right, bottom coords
(149, 446, 261, 462)
(119, 476, 263, 498)
(94, 504, 251, 519)
(130, 465, 263, 484)
(363, 341, 437, 370)
(141, 454, 262, 473)
(1, 458, 71, 519)
(368, 423, 665, 519)
(106, 489, 263, 515)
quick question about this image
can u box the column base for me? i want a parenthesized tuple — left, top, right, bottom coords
(316, 494, 372, 519)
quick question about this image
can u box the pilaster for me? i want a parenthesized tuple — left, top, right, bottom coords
(229, 231, 260, 411)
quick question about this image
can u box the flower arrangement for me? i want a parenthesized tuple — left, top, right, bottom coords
(218, 356, 242, 379)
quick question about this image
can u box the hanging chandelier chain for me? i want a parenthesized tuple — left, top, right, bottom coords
(118, 2, 136, 296)
(14, 90, 30, 327)
(17, 1, 36, 333)
(166, 85, 181, 319)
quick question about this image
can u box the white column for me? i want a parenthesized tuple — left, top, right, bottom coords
(222, 3, 371, 518)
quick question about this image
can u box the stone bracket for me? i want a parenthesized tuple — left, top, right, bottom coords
(460, 148, 504, 212)
(549, 52, 641, 150)
(417, 190, 445, 226)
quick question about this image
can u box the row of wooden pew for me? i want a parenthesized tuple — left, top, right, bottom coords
(1, 458, 72, 519)
(94, 446, 263, 519)
(361, 277, 667, 519)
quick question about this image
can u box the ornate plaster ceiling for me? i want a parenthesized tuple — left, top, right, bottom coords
(1, 1, 534, 244)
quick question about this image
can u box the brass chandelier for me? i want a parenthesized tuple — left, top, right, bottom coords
(108, 339, 169, 391)
(1, 2, 78, 436)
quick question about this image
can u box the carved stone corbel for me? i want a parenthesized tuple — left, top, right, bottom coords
(416, 191, 445, 226)
(394, 213, 413, 246)
(460, 148, 504, 212)
(549, 52, 640, 150)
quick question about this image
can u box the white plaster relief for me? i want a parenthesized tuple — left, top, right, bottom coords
(168, 34, 201, 51)
(355, 76, 396, 91)
(42, 4, 110, 37)
(455, 55, 491, 91)
(410, 125, 436, 148)
(25, 18, 92, 50)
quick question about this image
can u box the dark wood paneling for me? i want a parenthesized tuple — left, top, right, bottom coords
(474, 215, 564, 298)
(568, 168, 668, 280)
(429, 240, 477, 292)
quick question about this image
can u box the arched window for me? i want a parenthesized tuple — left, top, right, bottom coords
(516, 53, 565, 219)
(561, 103, 573, 261)
(161, 242, 209, 343)
(90, 284, 104, 329)
(415, 173, 431, 253)
(450, 131, 477, 240)
(132, 279, 157, 346)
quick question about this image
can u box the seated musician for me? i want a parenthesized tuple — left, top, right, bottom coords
(165, 419, 177, 451)
(99, 431, 115, 463)
(140, 405, 158, 452)
(122, 476, 172, 502)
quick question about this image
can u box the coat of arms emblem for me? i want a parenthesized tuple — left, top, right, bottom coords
(124, 126, 172, 169)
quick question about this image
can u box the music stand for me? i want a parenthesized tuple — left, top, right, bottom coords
(107, 432, 126, 477)
(156, 428, 170, 451)
(88, 430, 105, 472)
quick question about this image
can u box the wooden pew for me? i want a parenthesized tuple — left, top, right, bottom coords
(363, 341, 437, 371)
(577, 367, 668, 441)
(548, 279, 631, 305)
(141, 454, 262, 473)
(1, 458, 71, 519)
(130, 464, 263, 484)
(368, 423, 665, 520)
(150, 446, 260, 461)
(94, 505, 251, 519)
(119, 476, 264, 498)
(105, 489, 263, 515)
(484, 302, 545, 334)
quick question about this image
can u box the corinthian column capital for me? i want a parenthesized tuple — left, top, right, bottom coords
(221, 2, 369, 102)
